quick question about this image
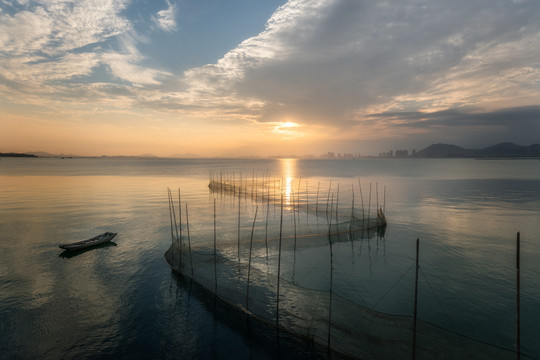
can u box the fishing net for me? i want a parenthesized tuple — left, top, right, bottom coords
(164, 178, 526, 360)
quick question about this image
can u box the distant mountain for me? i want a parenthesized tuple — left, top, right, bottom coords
(0, 152, 38, 158)
(415, 143, 472, 158)
(479, 142, 540, 157)
(415, 142, 540, 158)
(27, 151, 79, 158)
(26, 151, 160, 159)
(169, 153, 201, 158)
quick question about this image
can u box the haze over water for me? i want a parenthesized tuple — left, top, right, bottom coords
(1, 157, 540, 359)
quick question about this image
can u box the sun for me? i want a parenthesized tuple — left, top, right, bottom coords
(280, 121, 299, 128)
(270, 121, 302, 138)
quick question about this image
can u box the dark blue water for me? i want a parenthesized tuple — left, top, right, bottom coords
(1, 157, 539, 359)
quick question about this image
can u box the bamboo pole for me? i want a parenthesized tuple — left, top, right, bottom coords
(328, 227, 334, 352)
(276, 194, 284, 326)
(167, 189, 176, 267)
(329, 194, 334, 235)
(237, 191, 241, 262)
(185, 203, 193, 277)
(213, 199, 217, 296)
(306, 180, 309, 223)
(358, 179, 365, 223)
(246, 206, 258, 310)
(412, 238, 419, 360)
(265, 189, 270, 261)
(292, 190, 297, 252)
(383, 185, 386, 214)
(178, 188, 182, 238)
(170, 188, 179, 240)
(171, 189, 181, 263)
(326, 181, 332, 224)
(368, 183, 372, 227)
(167, 188, 174, 241)
(316, 181, 320, 216)
(350, 184, 355, 236)
(336, 183, 340, 226)
(273, 178, 276, 207)
(376, 182, 379, 215)
(297, 176, 302, 222)
(516, 231, 521, 360)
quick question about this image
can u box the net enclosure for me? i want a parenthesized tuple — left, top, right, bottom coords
(164, 175, 527, 360)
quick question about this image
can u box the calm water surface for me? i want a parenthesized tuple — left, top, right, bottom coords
(1, 157, 539, 359)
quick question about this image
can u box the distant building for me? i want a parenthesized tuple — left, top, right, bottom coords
(379, 149, 410, 157)
(395, 149, 408, 157)
(321, 152, 335, 159)
(320, 152, 362, 159)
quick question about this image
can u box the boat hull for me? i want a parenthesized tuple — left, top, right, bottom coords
(59, 232, 117, 251)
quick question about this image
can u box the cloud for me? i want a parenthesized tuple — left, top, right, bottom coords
(0, 0, 130, 55)
(0, 0, 171, 99)
(152, 0, 177, 32)
(179, 0, 540, 136)
(368, 106, 540, 129)
(101, 32, 171, 85)
(362, 105, 540, 148)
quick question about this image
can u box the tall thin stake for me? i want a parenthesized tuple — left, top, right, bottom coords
(246, 206, 258, 310)
(336, 184, 340, 226)
(326, 181, 333, 223)
(316, 182, 320, 216)
(516, 231, 521, 360)
(292, 190, 297, 251)
(376, 182, 379, 214)
(306, 180, 309, 223)
(185, 203, 193, 277)
(350, 184, 355, 236)
(358, 179, 365, 222)
(328, 217, 334, 352)
(167, 189, 175, 241)
(237, 192, 241, 262)
(297, 176, 302, 222)
(168, 188, 179, 240)
(213, 199, 217, 296)
(368, 183, 372, 227)
(265, 190, 270, 261)
(412, 238, 419, 360)
(383, 185, 386, 213)
(178, 188, 182, 237)
(329, 194, 334, 235)
(276, 194, 284, 326)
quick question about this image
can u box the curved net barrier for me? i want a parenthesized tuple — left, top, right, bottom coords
(164, 177, 528, 360)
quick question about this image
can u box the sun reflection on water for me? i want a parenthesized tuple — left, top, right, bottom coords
(280, 158, 296, 207)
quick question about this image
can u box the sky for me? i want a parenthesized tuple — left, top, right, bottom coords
(1, 0, 539, 157)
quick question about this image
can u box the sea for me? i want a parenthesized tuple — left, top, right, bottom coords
(1, 157, 539, 359)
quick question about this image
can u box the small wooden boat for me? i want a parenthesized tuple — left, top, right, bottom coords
(59, 232, 117, 251)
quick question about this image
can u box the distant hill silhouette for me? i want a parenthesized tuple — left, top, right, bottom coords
(0, 152, 38, 158)
(415, 142, 540, 158)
